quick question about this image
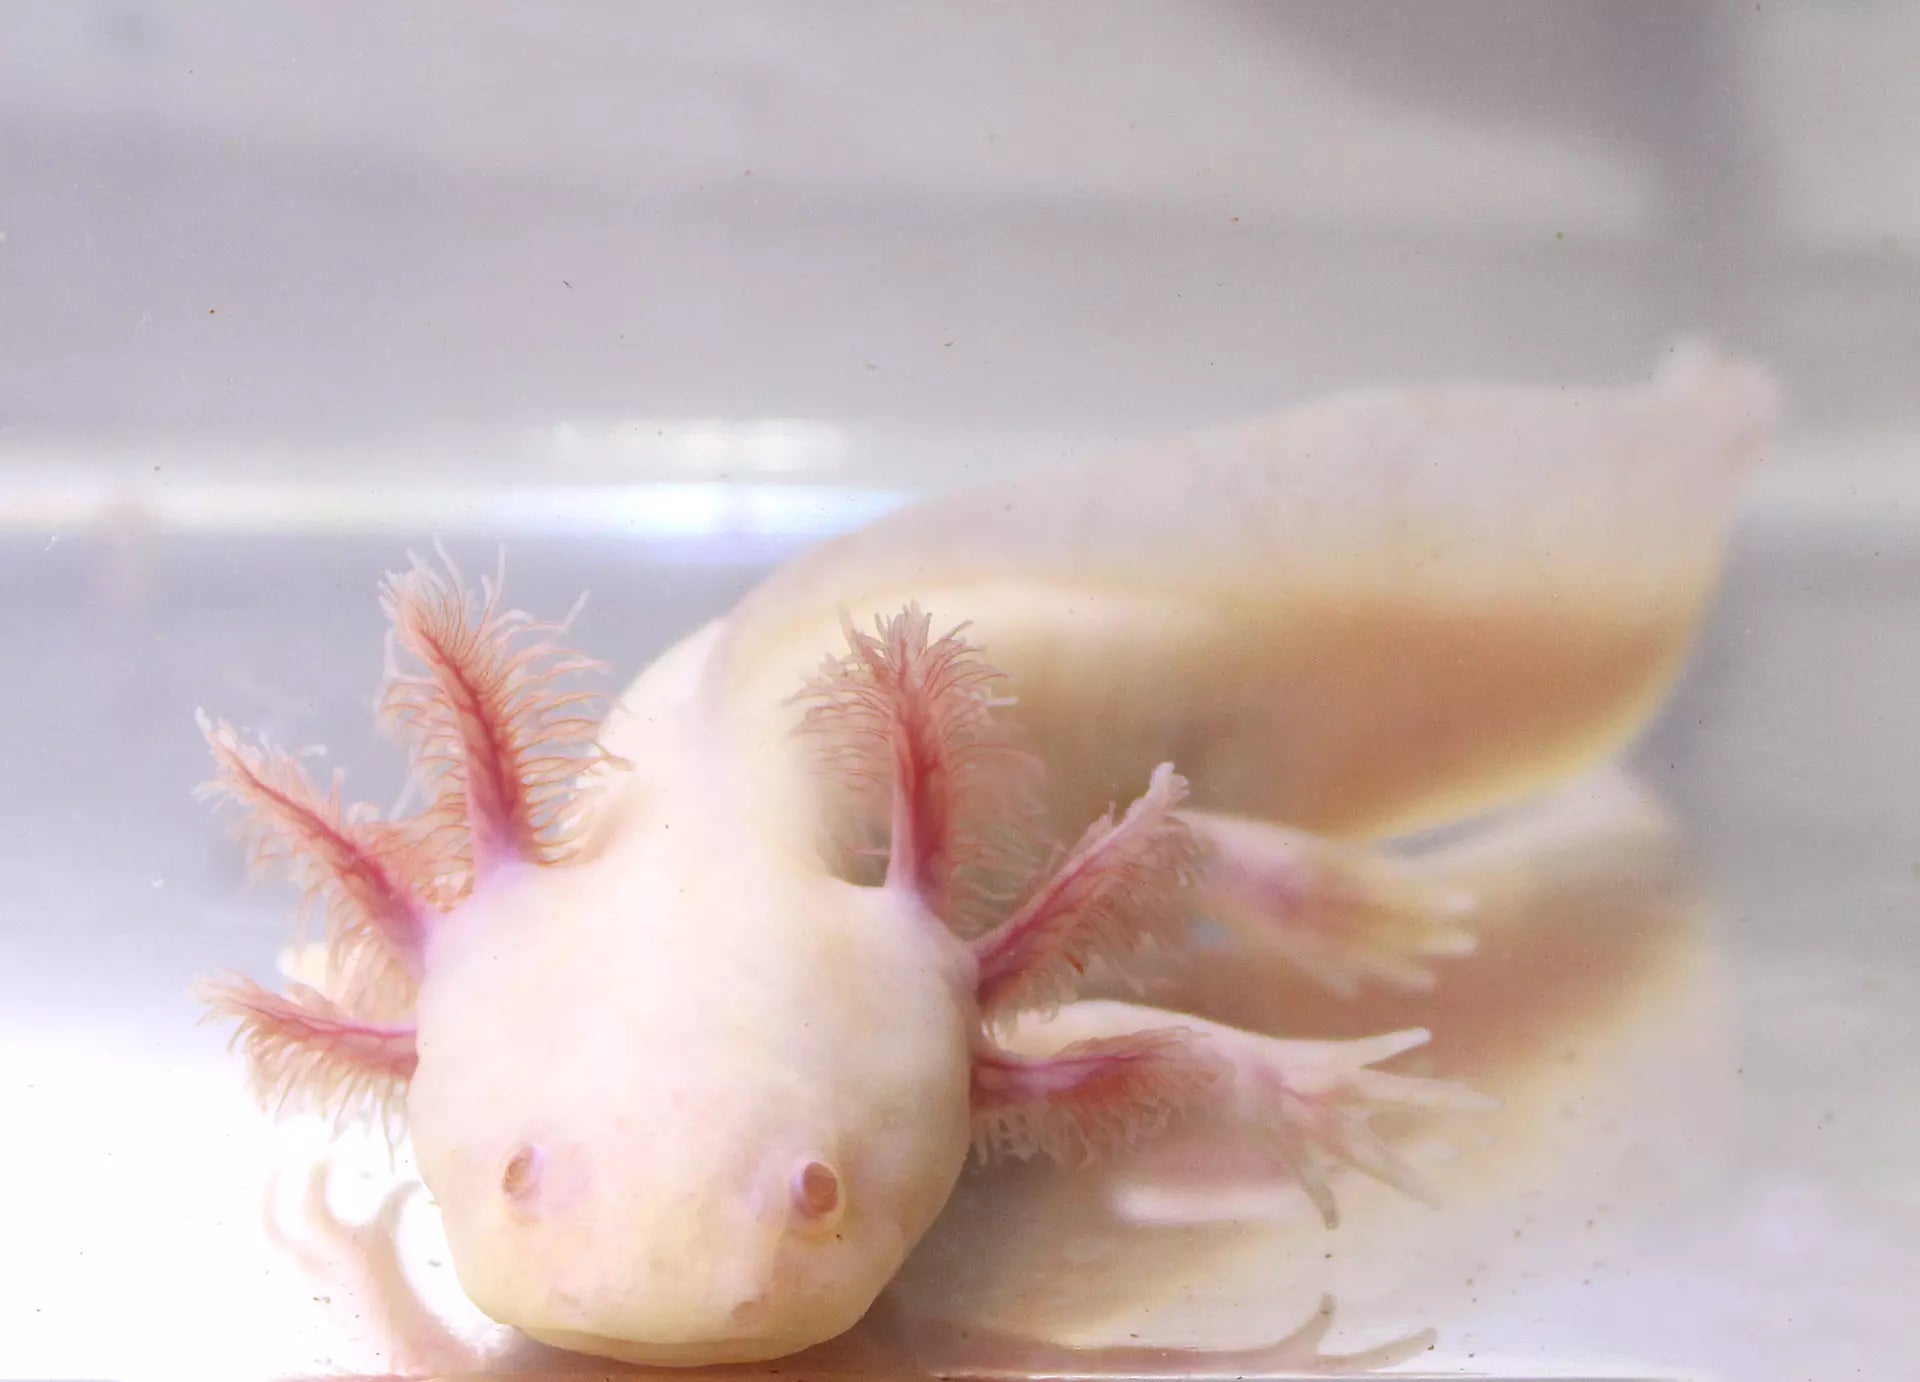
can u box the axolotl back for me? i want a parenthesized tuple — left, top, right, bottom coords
(197, 348, 1777, 1365)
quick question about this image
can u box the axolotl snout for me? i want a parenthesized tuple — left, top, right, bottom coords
(198, 347, 1777, 1365)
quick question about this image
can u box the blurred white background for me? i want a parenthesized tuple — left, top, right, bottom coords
(3, 1, 1917, 505)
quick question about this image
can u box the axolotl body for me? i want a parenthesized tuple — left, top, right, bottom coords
(200, 348, 1777, 1365)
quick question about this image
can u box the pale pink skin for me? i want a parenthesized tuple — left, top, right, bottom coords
(198, 349, 1776, 1366)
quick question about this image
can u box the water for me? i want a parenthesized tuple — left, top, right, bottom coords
(4, 5, 1917, 1379)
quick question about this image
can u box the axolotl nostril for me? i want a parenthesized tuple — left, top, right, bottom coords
(196, 347, 1777, 1366)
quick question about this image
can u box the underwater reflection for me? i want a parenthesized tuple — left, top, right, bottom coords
(263, 1155, 1426, 1378)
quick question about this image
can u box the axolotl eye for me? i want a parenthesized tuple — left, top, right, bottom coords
(790, 1157, 843, 1230)
(501, 1143, 545, 1203)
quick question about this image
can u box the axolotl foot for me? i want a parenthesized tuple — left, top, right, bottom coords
(263, 1158, 487, 1377)
(1187, 810, 1481, 998)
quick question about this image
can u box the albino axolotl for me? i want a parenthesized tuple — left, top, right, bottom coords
(198, 347, 1776, 1367)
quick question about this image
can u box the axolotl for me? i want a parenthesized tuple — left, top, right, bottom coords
(198, 347, 1776, 1366)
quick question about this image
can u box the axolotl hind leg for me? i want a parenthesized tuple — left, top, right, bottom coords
(197, 551, 615, 1127)
(1186, 810, 1481, 998)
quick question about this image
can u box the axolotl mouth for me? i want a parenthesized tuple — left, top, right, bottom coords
(445, 1135, 881, 1366)
(516, 1273, 808, 1367)
(461, 1172, 901, 1367)
(517, 1326, 808, 1368)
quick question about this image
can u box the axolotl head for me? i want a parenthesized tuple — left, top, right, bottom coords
(404, 827, 978, 1366)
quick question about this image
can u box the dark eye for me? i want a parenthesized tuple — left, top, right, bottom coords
(501, 1143, 545, 1203)
(791, 1158, 843, 1226)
